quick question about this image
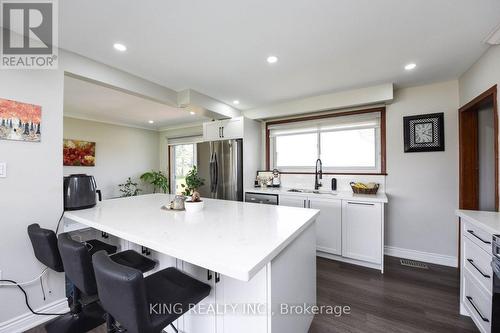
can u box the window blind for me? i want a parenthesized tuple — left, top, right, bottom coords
(268, 112, 381, 137)
(167, 135, 203, 146)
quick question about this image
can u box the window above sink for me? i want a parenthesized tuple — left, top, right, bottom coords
(267, 107, 386, 174)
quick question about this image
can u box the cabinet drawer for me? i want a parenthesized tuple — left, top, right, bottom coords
(463, 270, 492, 333)
(463, 236, 493, 294)
(462, 220, 493, 254)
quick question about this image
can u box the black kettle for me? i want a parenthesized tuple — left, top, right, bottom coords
(63, 174, 102, 211)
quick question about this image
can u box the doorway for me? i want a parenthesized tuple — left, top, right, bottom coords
(459, 85, 498, 211)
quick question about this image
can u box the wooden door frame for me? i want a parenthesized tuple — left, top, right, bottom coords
(458, 84, 498, 211)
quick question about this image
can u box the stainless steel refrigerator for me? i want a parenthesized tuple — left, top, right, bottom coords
(196, 139, 243, 201)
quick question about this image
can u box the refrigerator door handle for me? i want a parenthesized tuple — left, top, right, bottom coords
(209, 153, 214, 193)
(213, 151, 219, 195)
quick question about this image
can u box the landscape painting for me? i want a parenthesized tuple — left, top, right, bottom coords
(63, 139, 96, 166)
(0, 98, 42, 142)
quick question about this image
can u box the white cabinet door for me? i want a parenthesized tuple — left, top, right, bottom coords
(203, 121, 223, 141)
(341, 201, 382, 264)
(203, 118, 244, 141)
(220, 118, 243, 140)
(215, 267, 268, 333)
(180, 262, 217, 333)
(309, 198, 342, 255)
(279, 195, 306, 208)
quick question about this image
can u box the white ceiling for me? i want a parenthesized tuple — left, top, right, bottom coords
(64, 76, 209, 130)
(60, 0, 500, 110)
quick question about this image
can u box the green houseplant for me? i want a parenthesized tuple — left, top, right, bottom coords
(140, 170, 169, 194)
(181, 166, 205, 200)
(118, 177, 142, 197)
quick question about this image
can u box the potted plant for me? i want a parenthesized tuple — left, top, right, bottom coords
(140, 170, 169, 193)
(118, 177, 142, 197)
(181, 166, 205, 212)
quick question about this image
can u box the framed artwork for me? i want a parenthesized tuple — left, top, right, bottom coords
(404, 112, 444, 152)
(63, 139, 96, 166)
(0, 98, 42, 142)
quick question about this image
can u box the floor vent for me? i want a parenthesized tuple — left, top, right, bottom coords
(400, 258, 429, 269)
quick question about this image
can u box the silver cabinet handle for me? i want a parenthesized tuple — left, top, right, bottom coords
(347, 201, 375, 206)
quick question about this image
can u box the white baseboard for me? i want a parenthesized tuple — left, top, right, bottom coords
(384, 246, 458, 268)
(317, 251, 383, 272)
(0, 298, 69, 333)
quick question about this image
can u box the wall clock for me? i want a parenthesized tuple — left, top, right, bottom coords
(403, 112, 444, 152)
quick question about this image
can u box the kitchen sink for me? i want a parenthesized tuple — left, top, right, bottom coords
(287, 188, 337, 195)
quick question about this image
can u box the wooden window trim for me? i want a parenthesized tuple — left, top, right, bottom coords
(265, 107, 387, 175)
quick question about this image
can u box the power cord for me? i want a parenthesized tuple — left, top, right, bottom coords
(0, 278, 70, 316)
(55, 210, 65, 234)
(0, 211, 69, 316)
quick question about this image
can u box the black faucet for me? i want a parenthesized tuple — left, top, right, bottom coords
(315, 158, 323, 190)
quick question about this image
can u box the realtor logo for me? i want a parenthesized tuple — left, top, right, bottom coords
(1, 0, 58, 69)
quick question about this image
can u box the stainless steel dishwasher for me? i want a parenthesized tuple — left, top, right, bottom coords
(244, 192, 279, 205)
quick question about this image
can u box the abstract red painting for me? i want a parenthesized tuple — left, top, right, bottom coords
(63, 139, 96, 166)
(0, 98, 42, 142)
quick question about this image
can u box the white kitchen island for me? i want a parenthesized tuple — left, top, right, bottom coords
(63, 193, 319, 333)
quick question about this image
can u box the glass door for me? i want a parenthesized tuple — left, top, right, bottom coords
(171, 144, 197, 195)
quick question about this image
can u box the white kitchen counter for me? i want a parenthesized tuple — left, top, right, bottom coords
(64, 193, 319, 281)
(456, 209, 500, 235)
(245, 187, 388, 203)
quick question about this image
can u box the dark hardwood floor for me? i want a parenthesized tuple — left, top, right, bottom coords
(26, 256, 477, 333)
(309, 256, 477, 333)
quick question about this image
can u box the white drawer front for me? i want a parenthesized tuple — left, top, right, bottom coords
(463, 236, 493, 294)
(463, 270, 492, 333)
(463, 220, 493, 254)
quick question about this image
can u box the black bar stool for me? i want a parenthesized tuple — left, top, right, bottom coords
(26, 223, 119, 333)
(92, 250, 211, 333)
(27, 223, 118, 272)
(48, 232, 157, 333)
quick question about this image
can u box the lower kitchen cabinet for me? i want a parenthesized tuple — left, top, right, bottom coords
(308, 198, 342, 255)
(179, 262, 267, 333)
(279, 194, 384, 272)
(215, 268, 268, 333)
(341, 200, 383, 264)
(180, 262, 217, 333)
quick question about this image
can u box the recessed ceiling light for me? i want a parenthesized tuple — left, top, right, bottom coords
(233, 100, 240, 105)
(148, 120, 154, 124)
(404, 63, 417, 71)
(113, 43, 127, 52)
(267, 56, 278, 64)
(190, 111, 196, 115)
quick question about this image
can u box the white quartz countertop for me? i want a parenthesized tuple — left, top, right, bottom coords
(64, 194, 319, 281)
(245, 187, 388, 203)
(456, 209, 500, 235)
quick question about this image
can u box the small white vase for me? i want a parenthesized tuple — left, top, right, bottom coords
(184, 200, 204, 212)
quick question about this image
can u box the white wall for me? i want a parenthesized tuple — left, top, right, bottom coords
(0, 70, 66, 325)
(63, 117, 160, 198)
(459, 45, 500, 107)
(385, 80, 459, 260)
